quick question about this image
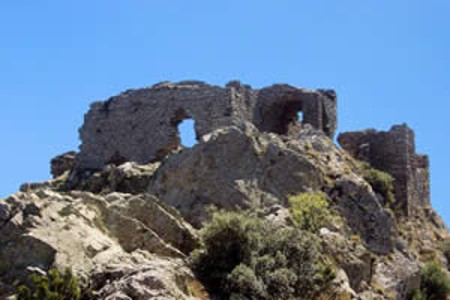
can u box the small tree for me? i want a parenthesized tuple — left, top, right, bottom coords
(289, 192, 331, 233)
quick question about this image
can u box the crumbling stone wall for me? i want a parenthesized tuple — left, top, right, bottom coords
(253, 85, 337, 137)
(338, 124, 430, 216)
(76, 80, 337, 171)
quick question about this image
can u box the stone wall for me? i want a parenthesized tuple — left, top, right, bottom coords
(337, 124, 430, 216)
(76, 80, 337, 171)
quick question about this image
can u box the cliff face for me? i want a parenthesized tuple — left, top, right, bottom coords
(0, 81, 448, 300)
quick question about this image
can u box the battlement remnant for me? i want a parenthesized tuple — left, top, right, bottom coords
(338, 124, 430, 216)
(76, 81, 337, 170)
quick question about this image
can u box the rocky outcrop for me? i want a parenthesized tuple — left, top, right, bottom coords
(50, 151, 76, 178)
(151, 123, 323, 228)
(69, 162, 160, 194)
(0, 189, 201, 299)
(91, 254, 208, 300)
(2, 80, 448, 300)
(151, 123, 394, 255)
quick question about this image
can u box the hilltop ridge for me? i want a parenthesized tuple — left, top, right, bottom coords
(1, 81, 448, 300)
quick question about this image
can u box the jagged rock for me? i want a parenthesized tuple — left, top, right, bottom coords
(91, 254, 208, 300)
(372, 251, 420, 300)
(319, 269, 357, 299)
(69, 162, 160, 194)
(0, 202, 10, 221)
(152, 123, 324, 228)
(51, 151, 76, 178)
(332, 178, 394, 255)
(320, 228, 374, 292)
(2, 81, 449, 300)
(0, 189, 201, 299)
(152, 123, 395, 256)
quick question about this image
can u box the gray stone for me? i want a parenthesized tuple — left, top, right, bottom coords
(151, 123, 324, 228)
(75, 81, 337, 171)
(91, 255, 208, 300)
(0, 189, 199, 294)
(50, 151, 76, 178)
(338, 124, 430, 216)
(151, 122, 395, 256)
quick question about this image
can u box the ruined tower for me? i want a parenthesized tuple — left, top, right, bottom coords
(338, 124, 430, 216)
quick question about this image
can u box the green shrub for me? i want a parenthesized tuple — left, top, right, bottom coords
(289, 192, 331, 232)
(191, 210, 334, 299)
(410, 288, 424, 300)
(16, 268, 84, 300)
(358, 162, 395, 205)
(409, 262, 450, 300)
(442, 239, 450, 266)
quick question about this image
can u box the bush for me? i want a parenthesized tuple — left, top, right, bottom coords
(409, 262, 450, 300)
(16, 268, 84, 300)
(358, 162, 395, 205)
(410, 289, 424, 300)
(442, 239, 450, 266)
(191, 210, 334, 299)
(289, 192, 331, 232)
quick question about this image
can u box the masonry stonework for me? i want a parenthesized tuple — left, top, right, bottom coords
(74, 80, 429, 217)
(76, 80, 337, 170)
(338, 124, 430, 216)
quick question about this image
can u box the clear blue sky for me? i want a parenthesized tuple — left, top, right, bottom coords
(1, 1, 449, 224)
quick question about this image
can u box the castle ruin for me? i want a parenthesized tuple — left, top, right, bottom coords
(338, 124, 430, 216)
(76, 81, 337, 170)
(75, 80, 430, 217)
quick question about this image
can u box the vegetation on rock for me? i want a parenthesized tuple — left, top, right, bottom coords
(289, 192, 331, 233)
(409, 262, 450, 300)
(441, 239, 450, 268)
(16, 268, 87, 300)
(191, 210, 335, 300)
(358, 161, 395, 205)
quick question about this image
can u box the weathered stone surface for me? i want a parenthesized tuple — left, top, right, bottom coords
(0, 189, 200, 298)
(76, 81, 337, 171)
(2, 80, 448, 300)
(91, 254, 208, 300)
(151, 123, 324, 228)
(332, 178, 395, 254)
(338, 124, 430, 216)
(319, 269, 357, 299)
(151, 123, 394, 255)
(372, 251, 420, 300)
(50, 151, 77, 178)
(320, 228, 373, 292)
(70, 162, 160, 194)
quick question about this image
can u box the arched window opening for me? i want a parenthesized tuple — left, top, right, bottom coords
(261, 92, 305, 136)
(178, 119, 197, 148)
